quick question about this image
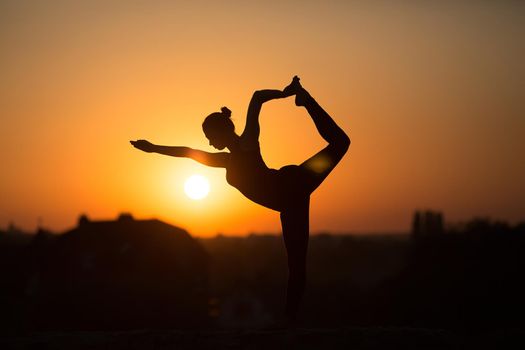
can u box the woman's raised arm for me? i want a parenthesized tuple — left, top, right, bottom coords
(241, 77, 299, 146)
(130, 140, 229, 168)
(241, 89, 289, 146)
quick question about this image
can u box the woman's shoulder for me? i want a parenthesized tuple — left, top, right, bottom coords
(239, 135, 261, 152)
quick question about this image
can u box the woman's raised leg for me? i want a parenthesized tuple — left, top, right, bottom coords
(290, 77, 350, 194)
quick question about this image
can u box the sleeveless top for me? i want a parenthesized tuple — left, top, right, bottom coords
(225, 141, 284, 212)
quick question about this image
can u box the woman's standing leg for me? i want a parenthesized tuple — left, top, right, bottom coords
(280, 197, 310, 321)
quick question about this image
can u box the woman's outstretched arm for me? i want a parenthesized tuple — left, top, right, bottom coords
(130, 140, 229, 168)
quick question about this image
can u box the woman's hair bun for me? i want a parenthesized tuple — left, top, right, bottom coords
(220, 106, 232, 118)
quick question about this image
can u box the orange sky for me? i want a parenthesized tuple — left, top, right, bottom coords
(1, 1, 524, 236)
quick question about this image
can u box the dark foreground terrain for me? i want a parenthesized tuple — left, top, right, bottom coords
(3, 327, 525, 350)
(2, 214, 525, 348)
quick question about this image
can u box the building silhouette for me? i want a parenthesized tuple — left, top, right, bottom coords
(412, 210, 444, 237)
(25, 213, 210, 330)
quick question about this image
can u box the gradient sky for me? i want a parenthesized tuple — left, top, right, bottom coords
(1, 0, 524, 236)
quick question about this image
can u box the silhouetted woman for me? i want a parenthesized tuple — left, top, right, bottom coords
(131, 76, 350, 321)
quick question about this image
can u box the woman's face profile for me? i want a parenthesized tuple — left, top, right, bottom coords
(204, 129, 226, 150)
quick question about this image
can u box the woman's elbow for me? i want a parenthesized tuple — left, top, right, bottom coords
(252, 90, 264, 102)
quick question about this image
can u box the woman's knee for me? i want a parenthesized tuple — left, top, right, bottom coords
(333, 132, 350, 153)
(327, 134, 350, 164)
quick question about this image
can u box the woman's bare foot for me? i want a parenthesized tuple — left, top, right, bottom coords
(282, 75, 301, 97)
(283, 76, 310, 106)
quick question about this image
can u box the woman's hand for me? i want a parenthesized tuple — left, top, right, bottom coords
(130, 139, 157, 153)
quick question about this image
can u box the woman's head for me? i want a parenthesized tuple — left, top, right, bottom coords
(202, 107, 235, 150)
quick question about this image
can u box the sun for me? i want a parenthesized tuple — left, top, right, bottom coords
(184, 174, 210, 200)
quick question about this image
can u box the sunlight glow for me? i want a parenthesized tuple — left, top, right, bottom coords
(184, 175, 210, 200)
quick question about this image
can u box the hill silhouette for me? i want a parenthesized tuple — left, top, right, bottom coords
(1, 214, 209, 331)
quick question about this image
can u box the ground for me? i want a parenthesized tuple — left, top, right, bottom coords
(3, 327, 525, 350)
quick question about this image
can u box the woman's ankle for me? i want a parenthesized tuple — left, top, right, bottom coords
(295, 87, 311, 107)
